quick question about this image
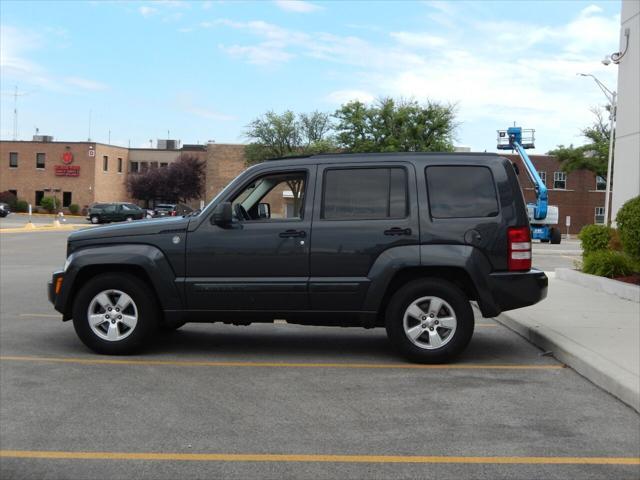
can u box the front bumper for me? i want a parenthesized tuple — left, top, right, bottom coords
(48, 270, 65, 311)
(487, 269, 548, 313)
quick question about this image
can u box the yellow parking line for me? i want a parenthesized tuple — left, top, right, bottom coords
(0, 450, 637, 465)
(0, 355, 563, 370)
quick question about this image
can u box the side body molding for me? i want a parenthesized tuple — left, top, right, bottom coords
(56, 244, 183, 317)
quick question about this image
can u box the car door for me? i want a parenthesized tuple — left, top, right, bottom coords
(185, 165, 316, 312)
(101, 204, 117, 222)
(309, 162, 419, 311)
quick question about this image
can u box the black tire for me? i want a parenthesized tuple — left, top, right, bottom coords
(125, 216, 134, 222)
(385, 278, 474, 363)
(90, 215, 100, 224)
(550, 227, 562, 244)
(72, 273, 159, 354)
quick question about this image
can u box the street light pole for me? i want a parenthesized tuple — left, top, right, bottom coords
(604, 92, 616, 225)
(577, 73, 616, 225)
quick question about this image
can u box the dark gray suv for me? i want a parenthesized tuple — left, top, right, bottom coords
(49, 153, 547, 362)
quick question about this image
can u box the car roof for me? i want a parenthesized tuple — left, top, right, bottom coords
(262, 151, 506, 167)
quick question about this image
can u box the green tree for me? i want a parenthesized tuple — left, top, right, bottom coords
(333, 97, 457, 153)
(244, 110, 335, 165)
(548, 108, 611, 177)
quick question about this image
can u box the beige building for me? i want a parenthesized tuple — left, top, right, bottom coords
(612, 0, 640, 221)
(0, 137, 246, 211)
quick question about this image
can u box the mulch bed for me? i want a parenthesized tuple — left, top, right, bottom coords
(614, 274, 640, 286)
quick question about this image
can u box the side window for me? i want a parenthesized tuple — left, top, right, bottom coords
(103, 205, 117, 213)
(426, 166, 499, 219)
(231, 171, 307, 221)
(322, 168, 407, 220)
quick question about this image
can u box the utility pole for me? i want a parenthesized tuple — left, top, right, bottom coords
(2, 86, 31, 140)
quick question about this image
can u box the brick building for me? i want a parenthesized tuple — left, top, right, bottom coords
(505, 153, 608, 235)
(0, 137, 243, 212)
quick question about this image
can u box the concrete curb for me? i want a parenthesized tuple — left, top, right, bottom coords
(556, 268, 640, 303)
(496, 312, 640, 413)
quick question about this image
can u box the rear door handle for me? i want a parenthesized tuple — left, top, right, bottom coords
(279, 229, 306, 238)
(384, 227, 412, 236)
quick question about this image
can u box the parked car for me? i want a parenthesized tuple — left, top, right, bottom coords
(86, 202, 146, 224)
(153, 203, 193, 217)
(0, 202, 11, 218)
(49, 153, 547, 362)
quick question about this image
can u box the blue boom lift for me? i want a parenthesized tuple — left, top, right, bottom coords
(497, 126, 561, 244)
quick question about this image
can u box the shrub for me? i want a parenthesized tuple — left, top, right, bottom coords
(616, 196, 640, 261)
(68, 204, 80, 215)
(582, 250, 635, 278)
(609, 229, 623, 252)
(40, 196, 59, 213)
(15, 200, 29, 212)
(578, 224, 612, 256)
(0, 191, 17, 210)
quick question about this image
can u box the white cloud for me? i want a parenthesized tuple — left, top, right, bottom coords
(274, 0, 322, 13)
(65, 77, 109, 91)
(139, 6, 158, 17)
(175, 94, 236, 121)
(325, 89, 375, 104)
(219, 42, 294, 65)
(390, 31, 447, 48)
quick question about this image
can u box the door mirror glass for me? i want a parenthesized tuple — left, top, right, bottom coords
(212, 202, 232, 226)
(258, 203, 271, 219)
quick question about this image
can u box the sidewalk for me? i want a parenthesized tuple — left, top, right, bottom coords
(496, 272, 640, 412)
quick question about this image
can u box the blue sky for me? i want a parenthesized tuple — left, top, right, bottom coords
(1, 0, 621, 153)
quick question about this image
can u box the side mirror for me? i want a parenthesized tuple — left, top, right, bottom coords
(258, 202, 271, 219)
(211, 202, 232, 227)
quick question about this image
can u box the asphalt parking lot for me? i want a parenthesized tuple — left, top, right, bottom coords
(0, 231, 638, 480)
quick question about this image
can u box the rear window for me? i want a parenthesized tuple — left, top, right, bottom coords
(322, 168, 407, 220)
(426, 166, 499, 218)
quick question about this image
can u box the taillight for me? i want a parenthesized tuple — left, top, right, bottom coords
(171, 211, 176, 216)
(508, 226, 532, 271)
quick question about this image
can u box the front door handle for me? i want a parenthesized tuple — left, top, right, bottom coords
(279, 229, 306, 238)
(384, 227, 412, 236)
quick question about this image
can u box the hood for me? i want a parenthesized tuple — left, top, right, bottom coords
(69, 216, 190, 242)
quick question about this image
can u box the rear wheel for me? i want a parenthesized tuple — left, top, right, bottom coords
(550, 227, 561, 244)
(72, 273, 158, 354)
(125, 216, 134, 222)
(385, 278, 474, 363)
(90, 215, 100, 224)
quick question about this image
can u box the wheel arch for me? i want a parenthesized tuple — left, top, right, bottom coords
(58, 244, 183, 322)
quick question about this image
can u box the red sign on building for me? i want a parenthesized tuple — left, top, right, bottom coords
(62, 151, 74, 164)
(55, 165, 80, 177)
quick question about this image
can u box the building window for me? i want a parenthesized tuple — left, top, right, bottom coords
(140, 162, 149, 172)
(130, 161, 139, 173)
(538, 171, 546, 186)
(103, 156, 108, 172)
(9, 152, 18, 168)
(36, 153, 45, 169)
(595, 207, 605, 224)
(117, 158, 123, 173)
(35, 190, 44, 206)
(596, 175, 607, 191)
(63, 192, 72, 208)
(160, 162, 168, 168)
(553, 171, 566, 190)
(150, 162, 159, 169)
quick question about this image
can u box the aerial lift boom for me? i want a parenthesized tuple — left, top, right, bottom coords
(497, 126, 561, 244)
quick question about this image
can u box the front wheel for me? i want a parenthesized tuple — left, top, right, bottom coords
(90, 215, 100, 224)
(72, 273, 158, 354)
(385, 279, 474, 363)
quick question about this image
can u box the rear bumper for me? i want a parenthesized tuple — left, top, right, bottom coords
(486, 269, 548, 314)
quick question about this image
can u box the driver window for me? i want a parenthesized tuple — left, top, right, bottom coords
(231, 171, 306, 222)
